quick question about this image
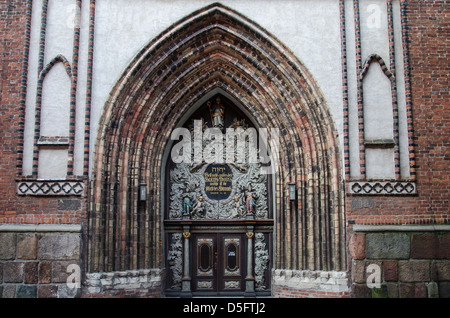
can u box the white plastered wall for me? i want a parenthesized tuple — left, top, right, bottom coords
(22, 0, 408, 181)
(90, 0, 343, 177)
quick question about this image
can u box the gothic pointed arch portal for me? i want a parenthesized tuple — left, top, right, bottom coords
(87, 3, 346, 297)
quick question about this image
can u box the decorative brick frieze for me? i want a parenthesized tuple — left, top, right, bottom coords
(348, 181, 416, 195)
(17, 180, 85, 196)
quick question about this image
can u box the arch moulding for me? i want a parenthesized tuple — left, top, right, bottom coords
(86, 3, 346, 296)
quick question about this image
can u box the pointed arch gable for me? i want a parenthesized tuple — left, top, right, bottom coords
(361, 53, 394, 81)
(88, 3, 345, 275)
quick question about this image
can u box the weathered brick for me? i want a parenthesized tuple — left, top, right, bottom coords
(0, 233, 16, 260)
(52, 261, 74, 283)
(351, 260, 366, 284)
(415, 283, 427, 298)
(438, 282, 450, 298)
(17, 233, 38, 260)
(438, 233, 450, 259)
(351, 284, 372, 298)
(2, 285, 16, 298)
(57, 199, 82, 211)
(349, 233, 365, 260)
(366, 233, 410, 259)
(386, 283, 399, 298)
(399, 283, 415, 298)
(433, 260, 450, 281)
(3, 262, 23, 283)
(38, 285, 58, 298)
(38, 233, 80, 260)
(383, 260, 398, 282)
(39, 261, 52, 284)
(371, 285, 388, 298)
(16, 285, 37, 298)
(399, 260, 430, 283)
(24, 261, 39, 284)
(411, 233, 438, 259)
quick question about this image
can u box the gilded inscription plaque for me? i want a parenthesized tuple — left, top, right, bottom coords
(204, 164, 232, 200)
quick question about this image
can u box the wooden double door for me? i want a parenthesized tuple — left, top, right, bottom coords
(192, 233, 246, 296)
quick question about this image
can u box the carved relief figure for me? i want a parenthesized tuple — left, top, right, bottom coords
(182, 188, 193, 216)
(245, 184, 257, 216)
(231, 195, 244, 218)
(192, 196, 205, 218)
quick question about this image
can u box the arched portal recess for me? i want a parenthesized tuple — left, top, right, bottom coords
(87, 3, 346, 296)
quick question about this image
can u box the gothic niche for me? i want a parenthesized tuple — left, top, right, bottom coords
(166, 95, 272, 221)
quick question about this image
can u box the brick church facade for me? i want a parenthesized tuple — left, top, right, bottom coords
(0, 0, 448, 298)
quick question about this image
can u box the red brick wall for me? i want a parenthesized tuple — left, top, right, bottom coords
(0, 1, 86, 225)
(347, 0, 450, 226)
(1, 1, 447, 228)
(0, 0, 26, 217)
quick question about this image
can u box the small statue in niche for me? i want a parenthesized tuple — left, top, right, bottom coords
(208, 97, 225, 128)
(192, 196, 205, 218)
(182, 188, 193, 216)
(231, 195, 244, 218)
(244, 184, 258, 216)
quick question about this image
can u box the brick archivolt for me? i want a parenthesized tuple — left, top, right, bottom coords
(88, 4, 345, 273)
